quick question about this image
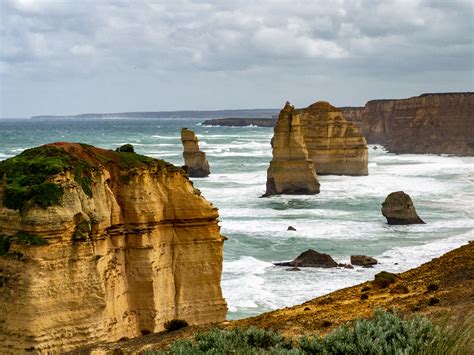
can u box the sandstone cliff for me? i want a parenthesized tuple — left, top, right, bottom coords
(359, 93, 474, 155)
(0, 143, 227, 353)
(264, 102, 320, 196)
(299, 101, 368, 175)
(181, 128, 210, 177)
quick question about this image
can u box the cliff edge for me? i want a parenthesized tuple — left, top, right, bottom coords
(0, 143, 227, 353)
(361, 92, 474, 155)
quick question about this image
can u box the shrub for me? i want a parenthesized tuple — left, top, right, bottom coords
(0, 231, 48, 257)
(374, 271, 398, 288)
(168, 327, 292, 354)
(116, 144, 135, 153)
(427, 283, 439, 292)
(164, 319, 189, 332)
(155, 309, 449, 354)
(299, 308, 438, 354)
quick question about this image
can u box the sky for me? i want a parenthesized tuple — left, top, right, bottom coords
(0, 0, 473, 117)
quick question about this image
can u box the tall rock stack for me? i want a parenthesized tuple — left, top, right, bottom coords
(181, 128, 210, 177)
(264, 102, 320, 196)
(299, 101, 368, 176)
(0, 143, 227, 353)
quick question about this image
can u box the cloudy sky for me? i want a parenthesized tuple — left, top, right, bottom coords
(0, 0, 472, 117)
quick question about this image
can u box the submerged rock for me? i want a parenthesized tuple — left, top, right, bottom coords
(274, 249, 338, 268)
(181, 128, 210, 177)
(351, 255, 378, 267)
(381, 191, 425, 225)
(264, 102, 320, 197)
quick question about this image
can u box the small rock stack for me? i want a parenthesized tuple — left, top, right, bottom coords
(181, 128, 210, 177)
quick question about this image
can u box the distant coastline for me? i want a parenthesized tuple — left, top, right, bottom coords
(30, 109, 280, 120)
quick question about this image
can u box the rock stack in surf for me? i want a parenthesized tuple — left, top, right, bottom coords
(381, 191, 425, 224)
(264, 102, 320, 196)
(264, 100, 368, 196)
(181, 128, 210, 177)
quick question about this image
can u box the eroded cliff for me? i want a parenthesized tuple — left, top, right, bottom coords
(359, 93, 474, 155)
(264, 102, 320, 196)
(0, 143, 227, 353)
(299, 101, 368, 175)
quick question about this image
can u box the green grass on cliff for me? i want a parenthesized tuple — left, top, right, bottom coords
(0, 143, 176, 211)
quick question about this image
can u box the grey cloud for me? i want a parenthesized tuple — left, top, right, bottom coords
(0, 0, 472, 117)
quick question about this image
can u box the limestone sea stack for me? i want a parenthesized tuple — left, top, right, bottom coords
(0, 143, 227, 353)
(299, 101, 368, 175)
(381, 191, 425, 225)
(181, 128, 210, 177)
(264, 102, 320, 196)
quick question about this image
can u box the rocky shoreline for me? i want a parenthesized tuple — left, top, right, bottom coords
(83, 241, 473, 353)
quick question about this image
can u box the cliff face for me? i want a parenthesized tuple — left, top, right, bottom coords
(265, 102, 320, 196)
(360, 93, 474, 155)
(299, 102, 368, 175)
(181, 128, 210, 177)
(0, 143, 227, 353)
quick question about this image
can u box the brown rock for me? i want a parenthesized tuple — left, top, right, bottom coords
(274, 249, 338, 268)
(382, 191, 425, 225)
(299, 101, 368, 175)
(351, 255, 378, 266)
(0, 143, 226, 353)
(264, 102, 320, 196)
(181, 128, 210, 177)
(358, 92, 474, 155)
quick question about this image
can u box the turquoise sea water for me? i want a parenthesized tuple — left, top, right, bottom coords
(1, 118, 473, 319)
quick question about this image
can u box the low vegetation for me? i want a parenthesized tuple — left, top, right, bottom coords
(0, 143, 174, 211)
(0, 231, 48, 256)
(153, 309, 472, 354)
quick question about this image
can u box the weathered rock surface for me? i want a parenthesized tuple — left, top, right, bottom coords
(181, 128, 210, 177)
(274, 249, 338, 268)
(264, 102, 320, 196)
(351, 255, 378, 267)
(0, 143, 227, 353)
(359, 93, 474, 155)
(381, 191, 425, 225)
(299, 101, 368, 175)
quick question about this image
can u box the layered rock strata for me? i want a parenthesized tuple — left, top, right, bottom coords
(264, 102, 320, 196)
(299, 101, 368, 175)
(181, 128, 210, 177)
(381, 191, 425, 225)
(359, 93, 474, 155)
(0, 143, 227, 353)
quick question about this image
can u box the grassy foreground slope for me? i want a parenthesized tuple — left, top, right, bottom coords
(84, 242, 473, 353)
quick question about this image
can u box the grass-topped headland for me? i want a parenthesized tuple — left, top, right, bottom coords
(0, 142, 180, 211)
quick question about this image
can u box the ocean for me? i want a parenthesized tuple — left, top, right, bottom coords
(1, 117, 473, 320)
